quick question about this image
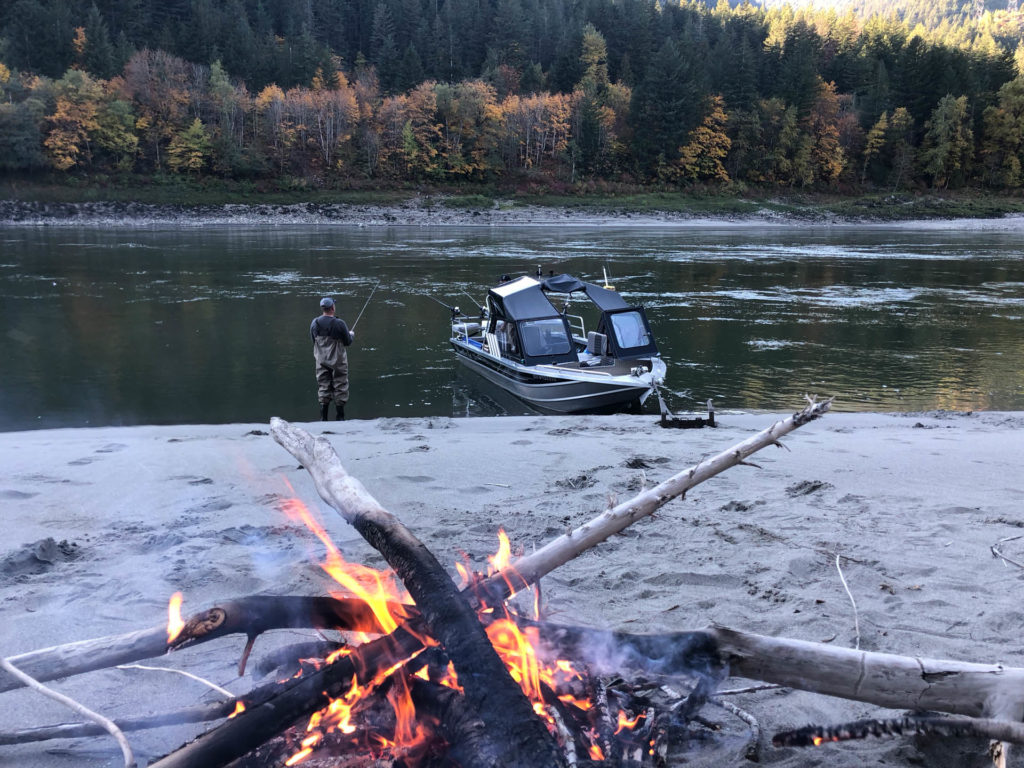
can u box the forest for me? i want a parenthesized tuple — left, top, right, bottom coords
(3, 0, 1024, 192)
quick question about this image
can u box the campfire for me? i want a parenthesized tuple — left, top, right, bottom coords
(6, 400, 1024, 768)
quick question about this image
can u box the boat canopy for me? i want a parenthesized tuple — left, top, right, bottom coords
(488, 276, 561, 321)
(540, 274, 629, 311)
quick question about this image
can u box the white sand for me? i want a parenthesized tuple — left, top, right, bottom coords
(2, 410, 1023, 767)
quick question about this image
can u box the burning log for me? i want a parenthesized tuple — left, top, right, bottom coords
(0, 595, 394, 694)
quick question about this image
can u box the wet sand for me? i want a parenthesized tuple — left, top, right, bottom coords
(2, 410, 1023, 766)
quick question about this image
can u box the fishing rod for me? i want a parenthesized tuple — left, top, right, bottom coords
(350, 280, 380, 331)
(461, 291, 486, 315)
(422, 293, 463, 314)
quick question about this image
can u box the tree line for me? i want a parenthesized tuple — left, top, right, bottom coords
(3, 0, 1024, 190)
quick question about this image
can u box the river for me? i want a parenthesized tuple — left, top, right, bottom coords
(1, 223, 1022, 431)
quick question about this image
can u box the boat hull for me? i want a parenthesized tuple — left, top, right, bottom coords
(451, 340, 661, 414)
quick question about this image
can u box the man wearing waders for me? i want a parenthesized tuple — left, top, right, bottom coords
(311, 297, 354, 420)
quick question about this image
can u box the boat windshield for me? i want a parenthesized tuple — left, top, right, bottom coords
(609, 310, 651, 349)
(519, 318, 572, 356)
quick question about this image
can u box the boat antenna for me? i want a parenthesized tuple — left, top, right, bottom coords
(603, 266, 616, 292)
(350, 280, 381, 331)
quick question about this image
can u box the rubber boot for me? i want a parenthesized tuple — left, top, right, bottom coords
(319, 402, 330, 421)
(335, 403, 345, 421)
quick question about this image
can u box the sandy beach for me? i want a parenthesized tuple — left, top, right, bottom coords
(2, 409, 1024, 767)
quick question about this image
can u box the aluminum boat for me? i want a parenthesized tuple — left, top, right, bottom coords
(448, 273, 667, 413)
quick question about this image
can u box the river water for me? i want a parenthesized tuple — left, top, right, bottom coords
(2, 223, 1023, 431)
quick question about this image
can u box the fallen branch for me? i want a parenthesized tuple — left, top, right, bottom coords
(835, 553, 861, 650)
(0, 656, 136, 767)
(0, 595, 392, 693)
(0, 701, 236, 745)
(481, 398, 834, 602)
(991, 535, 1024, 570)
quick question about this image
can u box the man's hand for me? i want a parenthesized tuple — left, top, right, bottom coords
(349, 331, 355, 340)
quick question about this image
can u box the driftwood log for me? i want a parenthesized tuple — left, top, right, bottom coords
(0, 595, 391, 694)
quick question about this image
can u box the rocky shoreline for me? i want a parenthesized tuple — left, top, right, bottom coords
(0, 197, 805, 227)
(4, 197, 1024, 229)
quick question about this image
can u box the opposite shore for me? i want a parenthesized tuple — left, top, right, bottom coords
(5, 189, 1024, 228)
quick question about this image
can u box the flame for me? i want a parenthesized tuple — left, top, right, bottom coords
(813, 736, 824, 746)
(455, 561, 470, 587)
(487, 529, 512, 573)
(166, 592, 185, 644)
(278, 505, 597, 765)
(615, 709, 645, 734)
(281, 494, 410, 636)
(589, 742, 605, 760)
(228, 701, 246, 718)
(281, 487, 431, 766)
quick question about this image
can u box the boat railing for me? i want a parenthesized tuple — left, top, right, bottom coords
(535, 363, 614, 377)
(564, 313, 585, 339)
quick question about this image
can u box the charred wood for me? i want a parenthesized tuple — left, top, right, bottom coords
(0, 701, 237, 745)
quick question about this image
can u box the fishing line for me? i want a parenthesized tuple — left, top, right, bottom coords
(350, 281, 381, 331)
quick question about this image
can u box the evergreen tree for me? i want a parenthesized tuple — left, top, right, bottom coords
(4, 0, 76, 76)
(398, 43, 425, 92)
(83, 4, 117, 79)
(0, 98, 49, 170)
(862, 110, 889, 183)
(979, 77, 1024, 187)
(630, 37, 699, 173)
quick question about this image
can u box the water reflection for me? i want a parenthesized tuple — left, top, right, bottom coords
(0, 224, 1022, 431)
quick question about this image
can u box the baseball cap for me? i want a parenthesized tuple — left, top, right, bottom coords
(320, 297, 335, 308)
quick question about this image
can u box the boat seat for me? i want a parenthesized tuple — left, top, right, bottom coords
(485, 332, 502, 358)
(587, 331, 608, 356)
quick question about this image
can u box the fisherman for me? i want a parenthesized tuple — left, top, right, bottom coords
(310, 297, 354, 421)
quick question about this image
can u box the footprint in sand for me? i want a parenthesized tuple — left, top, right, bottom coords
(0, 489, 38, 499)
(94, 443, 128, 453)
(785, 480, 834, 497)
